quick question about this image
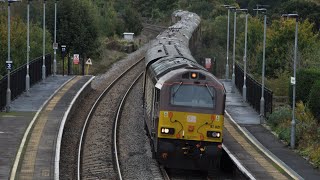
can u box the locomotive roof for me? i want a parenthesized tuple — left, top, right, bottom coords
(148, 56, 207, 80)
(145, 10, 202, 80)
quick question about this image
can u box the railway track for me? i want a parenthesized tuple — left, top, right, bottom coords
(78, 58, 144, 179)
(58, 45, 150, 179)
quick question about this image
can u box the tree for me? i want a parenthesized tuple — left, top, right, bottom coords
(265, 19, 319, 77)
(275, 0, 320, 32)
(55, 0, 99, 57)
(0, 13, 51, 77)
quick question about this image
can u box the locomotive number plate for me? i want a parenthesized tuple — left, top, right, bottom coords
(187, 115, 196, 123)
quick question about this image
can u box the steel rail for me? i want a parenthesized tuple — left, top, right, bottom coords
(160, 165, 171, 180)
(113, 72, 143, 180)
(77, 57, 144, 180)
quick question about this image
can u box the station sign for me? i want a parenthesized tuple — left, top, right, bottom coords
(73, 54, 79, 65)
(6, 61, 12, 70)
(291, 77, 296, 85)
(205, 58, 211, 69)
(53, 43, 58, 50)
(61, 45, 66, 53)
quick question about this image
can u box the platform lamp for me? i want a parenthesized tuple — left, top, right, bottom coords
(26, 0, 32, 96)
(53, 0, 59, 76)
(42, 0, 46, 81)
(253, 8, 267, 123)
(230, 6, 237, 93)
(222, 5, 235, 80)
(237, 9, 249, 102)
(256, 4, 270, 16)
(6, 0, 22, 112)
(282, 13, 299, 149)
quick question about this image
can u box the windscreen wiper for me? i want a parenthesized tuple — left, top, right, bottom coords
(172, 82, 183, 97)
(205, 84, 214, 99)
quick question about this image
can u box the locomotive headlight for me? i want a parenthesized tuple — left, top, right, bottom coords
(161, 127, 175, 135)
(207, 131, 221, 138)
(191, 72, 197, 79)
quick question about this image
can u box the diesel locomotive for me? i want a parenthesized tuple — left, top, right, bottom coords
(143, 10, 226, 170)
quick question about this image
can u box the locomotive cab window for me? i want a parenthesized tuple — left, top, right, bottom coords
(170, 84, 216, 108)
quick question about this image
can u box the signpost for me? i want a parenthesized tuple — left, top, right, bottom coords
(6, 61, 12, 70)
(61, 45, 66, 76)
(73, 54, 79, 65)
(85, 58, 92, 75)
(205, 58, 211, 69)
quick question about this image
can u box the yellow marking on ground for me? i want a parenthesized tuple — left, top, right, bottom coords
(18, 76, 82, 179)
(224, 118, 288, 179)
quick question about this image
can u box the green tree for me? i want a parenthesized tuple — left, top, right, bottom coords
(275, 0, 320, 32)
(266, 19, 319, 77)
(236, 17, 264, 74)
(56, 0, 99, 57)
(0, 13, 51, 77)
(121, 6, 143, 35)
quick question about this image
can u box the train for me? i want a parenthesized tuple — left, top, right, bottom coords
(143, 10, 226, 171)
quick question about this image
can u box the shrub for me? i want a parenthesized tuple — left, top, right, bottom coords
(277, 125, 291, 144)
(295, 102, 318, 146)
(265, 70, 290, 96)
(267, 106, 291, 128)
(308, 80, 320, 121)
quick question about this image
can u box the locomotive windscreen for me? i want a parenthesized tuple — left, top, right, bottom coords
(170, 84, 216, 108)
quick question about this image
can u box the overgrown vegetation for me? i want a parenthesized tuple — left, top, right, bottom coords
(268, 103, 320, 168)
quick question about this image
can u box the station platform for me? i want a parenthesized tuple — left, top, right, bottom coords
(0, 75, 94, 180)
(222, 80, 320, 179)
(1, 75, 319, 179)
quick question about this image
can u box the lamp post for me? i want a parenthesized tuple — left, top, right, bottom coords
(6, 0, 22, 112)
(42, 0, 46, 81)
(231, 7, 237, 93)
(26, 0, 32, 96)
(222, 5, 234, 80)
(254, 8, 267, 122)
(53, 0, 59, 76)
(282, 13, 299, 149)
(238, 9, 248, 102)
(256, 4, 270, 16)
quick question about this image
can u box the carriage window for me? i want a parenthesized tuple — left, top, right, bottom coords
(171, 84, 215, 108)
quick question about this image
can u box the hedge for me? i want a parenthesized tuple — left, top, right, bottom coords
(289, 69, 320, 105)
(308, 80, 320, 121)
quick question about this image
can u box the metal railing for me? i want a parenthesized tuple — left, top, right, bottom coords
(0, 54, 52, 111)
(235, 63, 273, 117)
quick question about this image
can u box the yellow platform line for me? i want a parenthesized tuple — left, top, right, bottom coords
(224, 118, 288, 179)
(15, 76, 81, 180)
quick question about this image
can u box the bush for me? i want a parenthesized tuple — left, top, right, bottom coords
(308, 80, 320, 121)
(295, 102, 318, 145)
(267, 106, 291, 128)
(265, 71, 290, 96)
(290, 69, 320, 105)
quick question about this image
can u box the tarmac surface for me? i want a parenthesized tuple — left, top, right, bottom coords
(0, 75, 93, 180)
(0, 76, 319, 179)
(0, 75, 72, 180)
(222, 80, 320, 179)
